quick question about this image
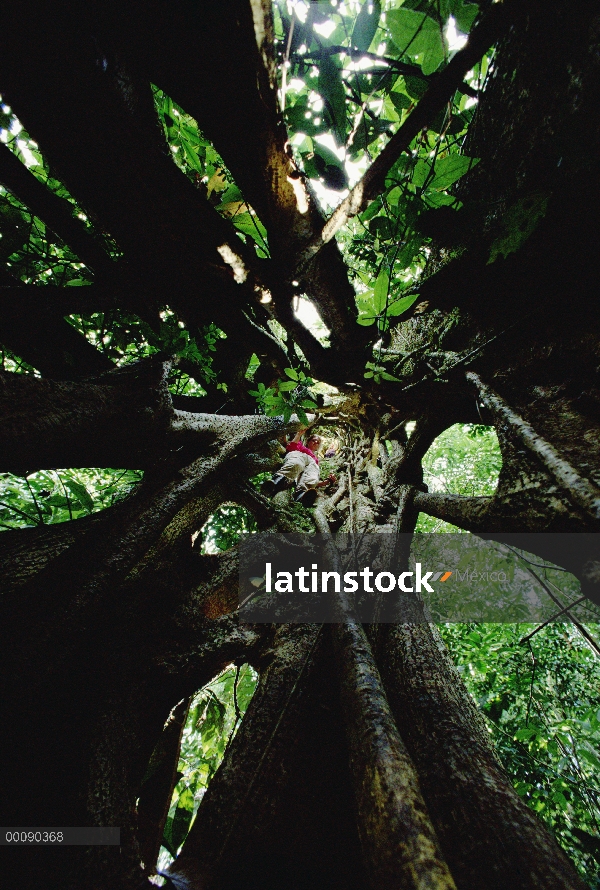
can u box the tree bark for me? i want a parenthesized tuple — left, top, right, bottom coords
(167, 624, 369, 890)
(377, 622, 589, 890)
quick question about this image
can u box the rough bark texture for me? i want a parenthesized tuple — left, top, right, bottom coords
(1, 1, 599, 889)
(167, 625, 369, 890)
(377, 622, 589, 890)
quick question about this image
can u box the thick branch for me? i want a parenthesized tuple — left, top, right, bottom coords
(0, 270, 113, 379)
(0, 142, 115, 275)
(0, 361, 301, 473)
(0, 283, 117, 317)
(54, 412, 298, 607)
(167, 625, 327, 888)
(376, 621, 590, 890)
(467, 371, 600, 521)
(0, 361, 171, 472)
(137, 696, 189, 874)
(413, 490, 492, 531)
(129, 0, 368, 360)
(313, 504, 456, 889)
(0, 23, 266, 336)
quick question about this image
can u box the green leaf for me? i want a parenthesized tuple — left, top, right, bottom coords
(313, 142, 345, 175)
(356, 288, 376, 326)
(551, 791, 568, 810)
(389, 91, 412, 115)
(579, 747, 600, 770)
(450, 0, 479, 34)
(45, 495, 71, 508)
(357, 313, 377, 326)
(231, 211, 268, 249)
(413, 158, 433, 189)
(278, 381, 297, 392)
(428, 155, 479, 190)
(318, 56, 347, 143)
(515, 727, 537, 741)
(423, 190, 459, 208)
(402, 75, 428, 100)
(369, 215, 395, 240)
(170, 805, 194, 852)
(178, 787, 195, 811)
(351, 0, 381, 52)
(373, 270, 389, 313)
(387, 292, 419, 316)
(65, 479, 94, 512)
(284, 367, 299, 380)
(182, 141, 203, 173)
(219, 184, 244, 205)
(361, 197, 383, 222)
(386, 186, 403, 206)
(386, 9, 446, 76)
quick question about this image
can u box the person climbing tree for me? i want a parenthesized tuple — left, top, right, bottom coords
(263, 428, 336, 505)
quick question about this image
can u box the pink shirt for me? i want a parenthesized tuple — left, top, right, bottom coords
(286, 441, 319, 464)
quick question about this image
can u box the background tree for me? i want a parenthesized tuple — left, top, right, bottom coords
(1, 1, 600, 888)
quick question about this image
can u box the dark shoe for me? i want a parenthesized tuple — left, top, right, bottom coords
(262, 474, 290, 496)
(294, 489, 318, 507)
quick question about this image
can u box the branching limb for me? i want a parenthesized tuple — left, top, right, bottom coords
(137, 696, 190, 875)
(0, 270, 113, 380)
(138, 0, 369, 363)
(0, 141, 115, 276)
(504, 548, 600, 656)
(0, 357, 302, 473)
(466, 371, 600, 521)
(413, 490, 492, 530)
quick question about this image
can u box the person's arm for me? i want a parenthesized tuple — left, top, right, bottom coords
(316, 473, 337, 488)
(290, 426, 307, 444)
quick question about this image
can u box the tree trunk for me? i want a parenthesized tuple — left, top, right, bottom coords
(2, 1, 600, 888)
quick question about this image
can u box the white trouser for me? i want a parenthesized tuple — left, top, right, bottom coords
(278, 451, 320, 492)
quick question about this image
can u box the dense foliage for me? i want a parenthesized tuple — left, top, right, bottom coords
(0, 0, 495, 389)
(443, 623, 600, 886)
(159, 664, 258, 872)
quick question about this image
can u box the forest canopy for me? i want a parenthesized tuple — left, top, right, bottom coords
(1, 1, 600, 889)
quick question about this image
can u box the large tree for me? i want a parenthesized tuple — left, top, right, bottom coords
(1, 1, 599, 888)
